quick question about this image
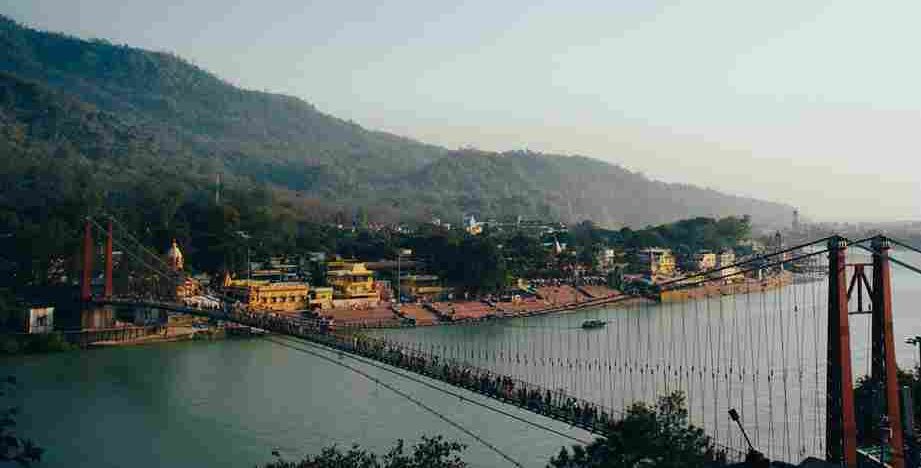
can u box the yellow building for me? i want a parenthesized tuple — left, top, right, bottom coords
(399, 275, 448, 301)
(309, 287, 334, 310)
(693, 251, 717, 271)
(223, 275, 310, 313)
(326, 260, 379, 300)
(717, 250, 736, 267)
(717, 250, 743, 282)
(638, 248, 677, 277)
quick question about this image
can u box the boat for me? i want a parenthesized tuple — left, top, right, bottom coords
(581, 319, 606, 329)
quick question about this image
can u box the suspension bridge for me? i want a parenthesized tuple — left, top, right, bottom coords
(74, 215, 921, 467)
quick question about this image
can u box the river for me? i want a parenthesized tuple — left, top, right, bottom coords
(6, 247, 921, 467)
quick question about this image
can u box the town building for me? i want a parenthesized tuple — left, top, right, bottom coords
(24, 307, 54, 334)
(463, 214, 483, 235)
(309, 287, 334, 310)
(638, 248, 677, 277)
(717, 250, 736, 268)
(326, 260, 379, 301)
(717, 250, 743, 281)
(738, 239, 767, 253)
(693, 251, 717, 271)
(596, 248, 621, 271)
(517, 219, 568, 236)
(249, 257, 301, 282)
(222, 274, 310, 313)
(399, 275, 449, 302)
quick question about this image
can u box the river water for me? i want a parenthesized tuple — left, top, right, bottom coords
(6, 248, 921, 467)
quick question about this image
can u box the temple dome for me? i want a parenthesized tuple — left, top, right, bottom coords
(167, 239, 184, 271)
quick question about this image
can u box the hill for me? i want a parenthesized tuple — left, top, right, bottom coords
(0, 14, 793, 228)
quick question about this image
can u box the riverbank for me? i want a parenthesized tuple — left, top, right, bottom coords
(659, 271, 795, 302)
(0, 332, 75, 355)
(88, 325, 202, 347)
(326, 284, 633, 330)
(1, 322, 268, 354)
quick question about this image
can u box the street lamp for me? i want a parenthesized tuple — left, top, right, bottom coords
(235, 231, 251, 280)
(396, 248, 412, 306)
(906, 336, 921, 368)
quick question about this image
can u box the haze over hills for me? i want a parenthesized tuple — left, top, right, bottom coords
(0, 15, 793, 228)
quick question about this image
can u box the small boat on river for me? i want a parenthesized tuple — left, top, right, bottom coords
(581, 319, 606, 329)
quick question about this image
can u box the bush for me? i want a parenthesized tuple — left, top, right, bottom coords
(0, 333, 74, 355)
(549, 392, 723, 468)
(260, 436, 466, 468)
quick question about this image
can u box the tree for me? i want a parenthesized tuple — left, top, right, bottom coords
(260, 435, 466, 468)
(1, 376, 43, 466)
(854, 367, 921, 445)
(0, 289, 21, 331)
(549, 392, 723, 468)
(503, 231, 549, 277)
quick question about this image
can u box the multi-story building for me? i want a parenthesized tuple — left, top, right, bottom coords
(222, 275, 310, 313)
(717, 250, 743, 281)
(24, 307, 54, 334)
(693, 251, 717, 271)
(717, 250, 736, 267)
(309, 287, 334, 310)
(596, 248, 623, 271)
(637, 248, 677, 277)
(326, 260, 379, 300)
(399, 275, 449, 301)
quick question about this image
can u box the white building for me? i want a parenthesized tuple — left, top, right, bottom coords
(463, 214, 483, 235)
(597, 248, 618, 269)
(25, 307, 54, 334)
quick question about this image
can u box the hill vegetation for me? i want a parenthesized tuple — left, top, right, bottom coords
(0, 15, 793, 230)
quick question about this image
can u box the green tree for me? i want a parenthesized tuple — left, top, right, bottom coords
(549, 392, 722, 468)
(260, 436, 466, 468)
(854, 367, 921, 446)
(504, 231, 549, 277)
(0, 288, 21, 331)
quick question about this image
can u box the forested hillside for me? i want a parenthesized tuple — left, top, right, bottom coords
(0, 14, 793, 233)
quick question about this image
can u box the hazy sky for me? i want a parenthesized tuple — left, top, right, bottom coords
(4, 1, 921, 221)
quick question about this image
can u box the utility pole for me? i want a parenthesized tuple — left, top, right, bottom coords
(236, 231, 251, 280)
(396, 248, 411, 306)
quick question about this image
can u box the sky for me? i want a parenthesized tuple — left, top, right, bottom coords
(3, 0, 921, 222)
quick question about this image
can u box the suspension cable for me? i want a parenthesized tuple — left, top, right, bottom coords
(270, 334, 592, 444)
(264, 335, 527, 467)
